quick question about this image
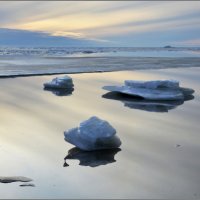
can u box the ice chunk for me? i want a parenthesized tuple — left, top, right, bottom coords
(103, 80, 194, 101)
(125, 80, 179, 89)
(103, 85, 184, 100)
(0, 176, 32, 183)
(102, 91, 195, 112)
(43, 75, 74, 89)
(64, 116, 121, 151)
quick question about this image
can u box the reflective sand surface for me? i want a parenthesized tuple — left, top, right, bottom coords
(0, 67, 200, 199)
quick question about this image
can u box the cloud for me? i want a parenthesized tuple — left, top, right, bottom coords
(0, 1, 199, 46)
(0, 28, 107, 46)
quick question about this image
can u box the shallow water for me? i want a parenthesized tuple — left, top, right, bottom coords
(0, 67, 200, 199)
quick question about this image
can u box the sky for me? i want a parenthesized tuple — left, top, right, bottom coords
(0, 1, 200, 47)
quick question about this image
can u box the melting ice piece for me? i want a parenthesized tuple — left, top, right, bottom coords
(0, 176, 32, 183)
(44, 75, 74, 89)
(103, 80, 194, 101)
(124, 80, 179, 89)
(64, 116, 121, 151)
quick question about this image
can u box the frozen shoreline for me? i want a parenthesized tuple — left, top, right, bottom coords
(0, 56, 200, 78)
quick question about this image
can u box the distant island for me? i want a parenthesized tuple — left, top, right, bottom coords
(164, 45, 173, 48)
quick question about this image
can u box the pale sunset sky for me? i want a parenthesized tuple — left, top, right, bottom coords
(0, 1, 200, 47)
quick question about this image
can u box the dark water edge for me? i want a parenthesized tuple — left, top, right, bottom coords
(0, 56, 200, 78)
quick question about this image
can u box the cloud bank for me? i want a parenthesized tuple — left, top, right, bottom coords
(0, 1, 199, 46)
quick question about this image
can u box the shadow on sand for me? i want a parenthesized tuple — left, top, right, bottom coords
(64, 147, 121, 167)
(102, 92, 194, 112)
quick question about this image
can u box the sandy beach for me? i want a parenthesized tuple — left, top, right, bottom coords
(0, 67, 199, 199)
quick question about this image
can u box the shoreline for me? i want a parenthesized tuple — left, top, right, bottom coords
(0, 56, 200, 78)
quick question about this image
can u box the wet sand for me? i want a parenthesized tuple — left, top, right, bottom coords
(0, 67, 200, 198)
